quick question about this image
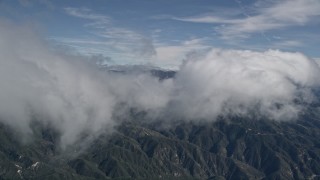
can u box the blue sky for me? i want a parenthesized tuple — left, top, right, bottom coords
(1, 0, 319, 69)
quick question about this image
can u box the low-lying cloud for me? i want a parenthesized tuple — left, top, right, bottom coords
(1, 19, 320, 149)
(167, 49, 320, 121)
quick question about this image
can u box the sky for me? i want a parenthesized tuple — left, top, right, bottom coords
(0, 0, 320, 69)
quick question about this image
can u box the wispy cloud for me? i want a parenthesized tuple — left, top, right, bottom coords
(172, 0, 320, 39)
(62, 7, 156, 62)
(64, 7, 111, 28)
(272, 40, 304, 49)
(153, 38, 211, 68)
(62, 7, 211, 68)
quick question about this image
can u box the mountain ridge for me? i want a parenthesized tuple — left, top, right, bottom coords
(1, 109, 320, 179)
(0, 68, 320, 179)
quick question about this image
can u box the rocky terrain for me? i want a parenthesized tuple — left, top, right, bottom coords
(1, 107, 320, 179)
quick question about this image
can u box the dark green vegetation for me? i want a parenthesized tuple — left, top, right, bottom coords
(1, 108, 320, 180)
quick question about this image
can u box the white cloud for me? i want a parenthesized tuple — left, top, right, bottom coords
(0, 20, 166, 149)
(1, 19, 320, 150)
(153, 38, 211, 69)
(272, 40, 304, 48)
(63, 7, 156, 61)
(173, 0, 320, 39)
(64, 7, 111, 27)
(173, 16, 235, 24)
(60, 7, 213, 68)
(313, 58, 320, 66)
(166, 49, 320, 121)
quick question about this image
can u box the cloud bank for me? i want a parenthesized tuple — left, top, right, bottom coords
(1, 19, 320, 149)
(167, 49, 320, 121)
(0, 20, 117, 148)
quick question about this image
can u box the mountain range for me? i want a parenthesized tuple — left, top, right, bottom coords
(0, 69, 320, 180)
